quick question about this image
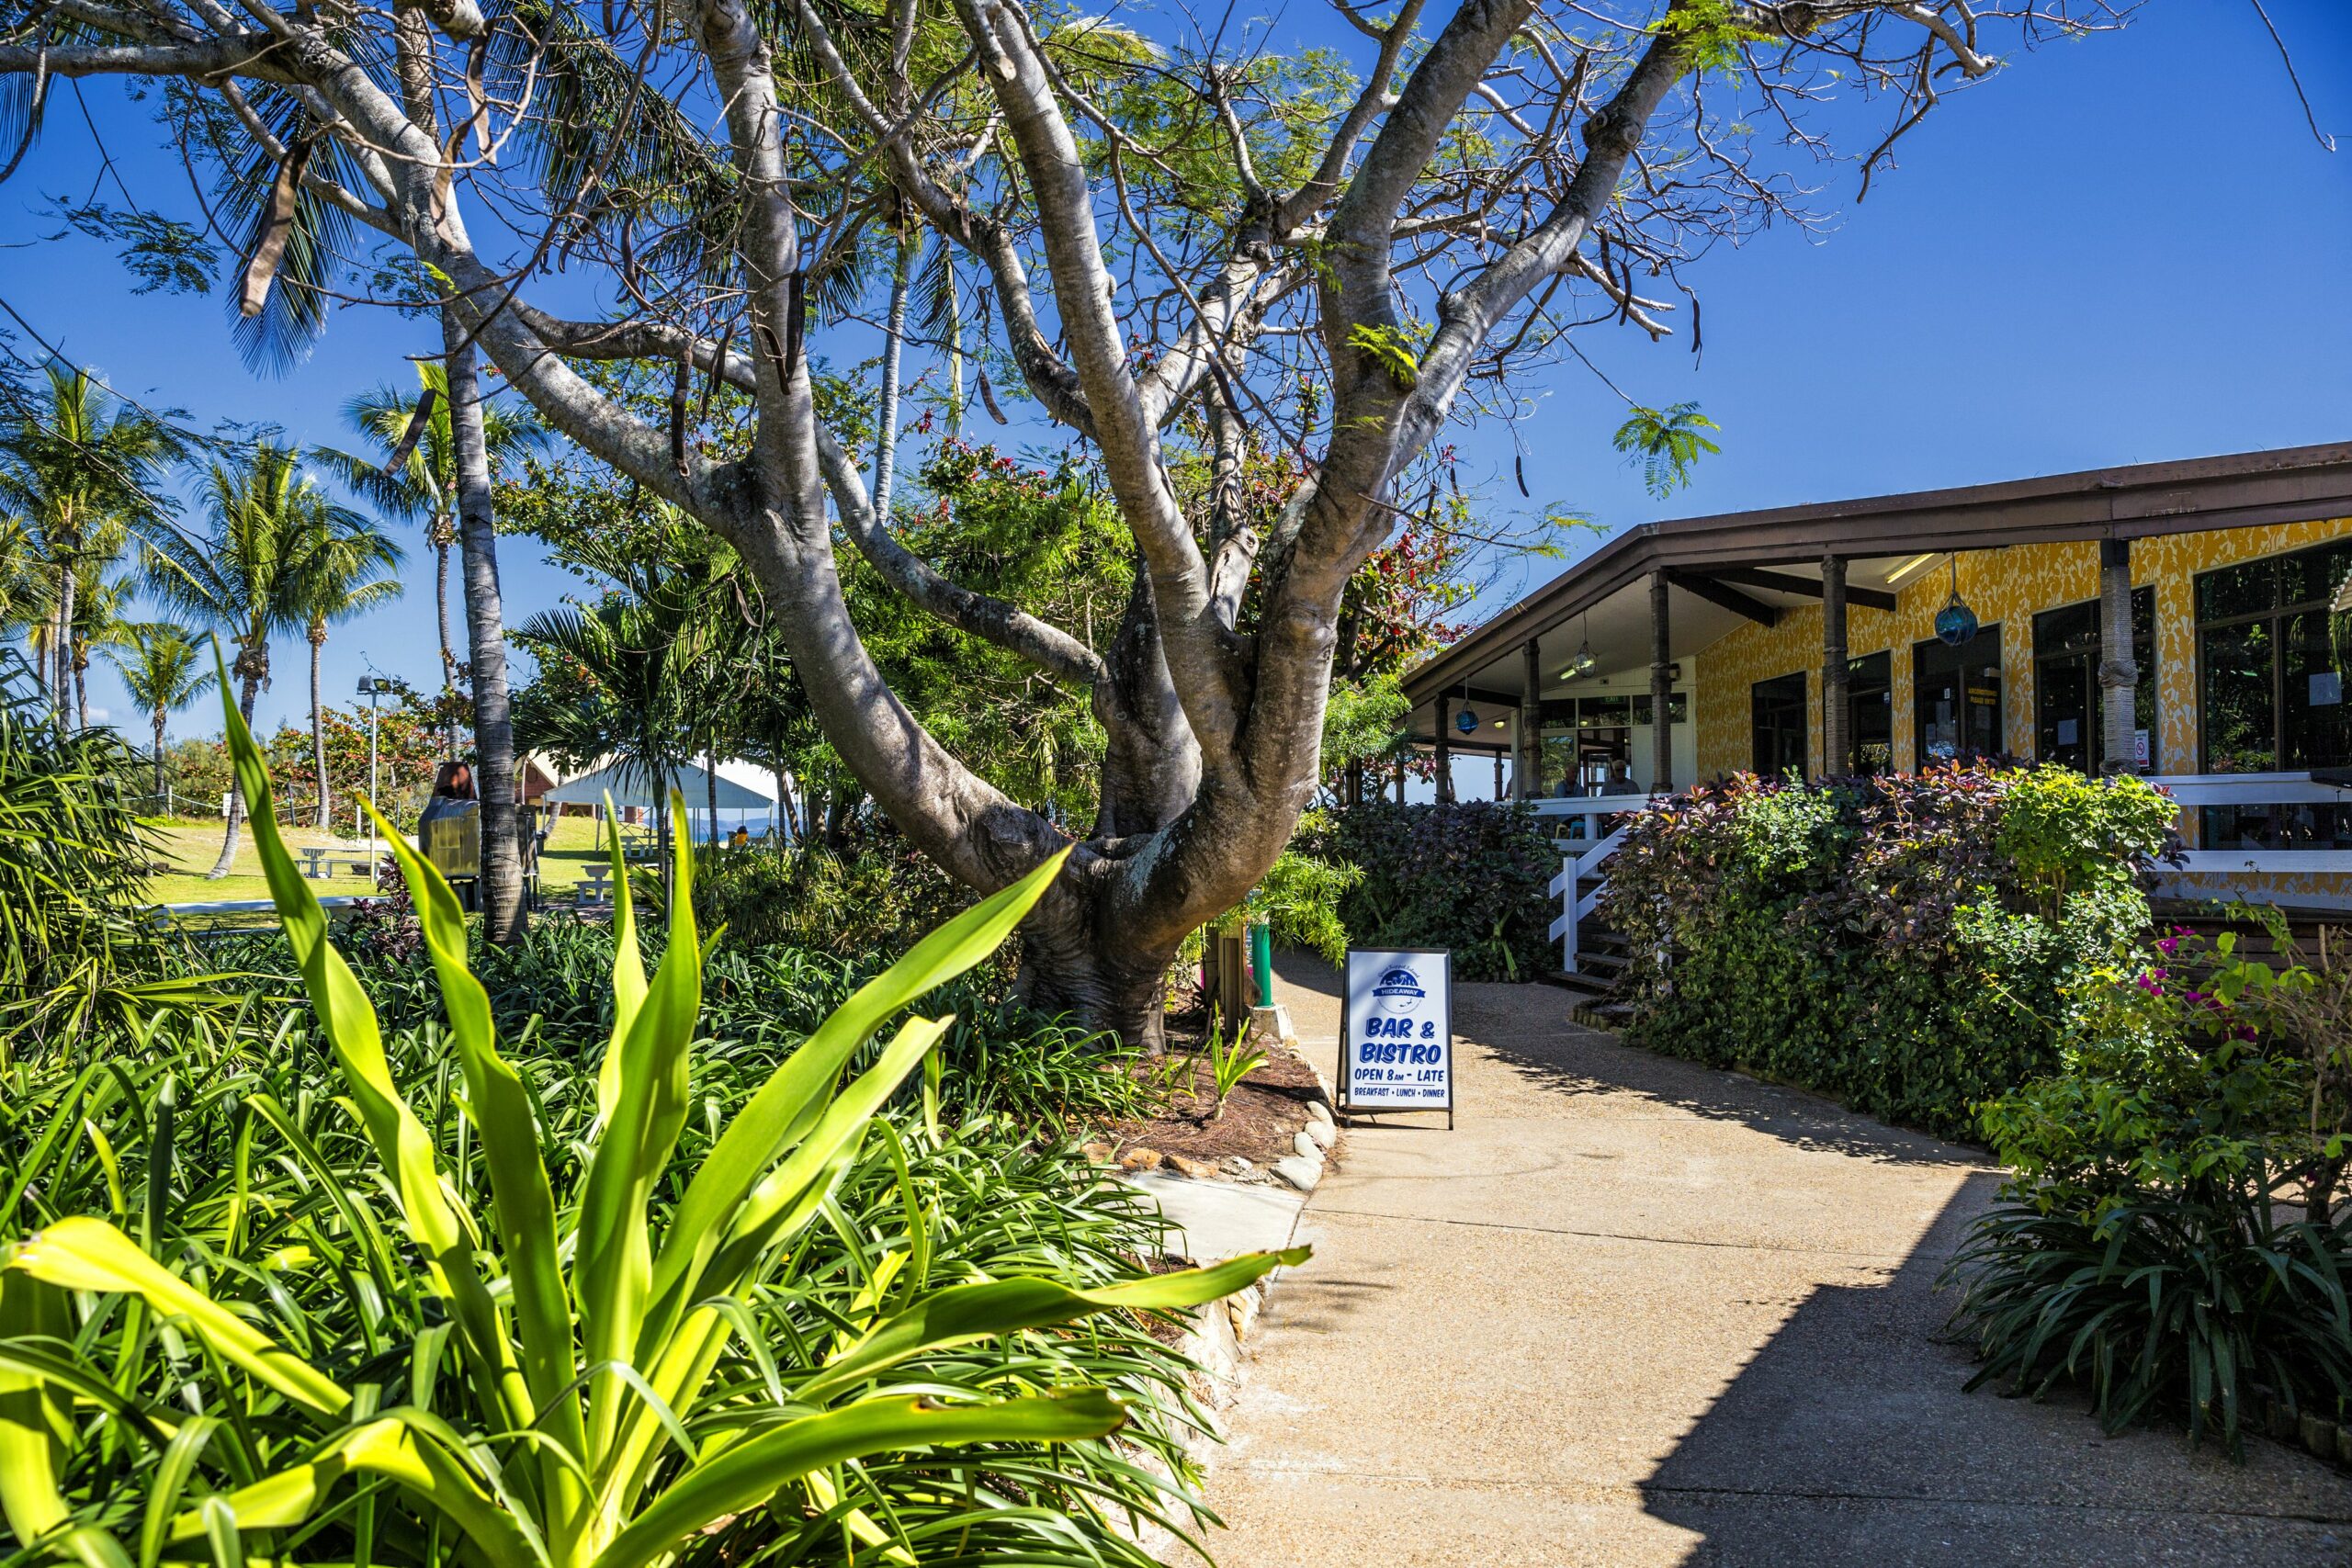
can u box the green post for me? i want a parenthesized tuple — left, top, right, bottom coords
(1249, 919, 1274, 1009)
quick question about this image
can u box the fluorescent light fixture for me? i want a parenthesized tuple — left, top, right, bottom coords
(1882, 552, 1939, 588)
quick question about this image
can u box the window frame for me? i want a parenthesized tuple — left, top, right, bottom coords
(2194, 541, 2352, 774)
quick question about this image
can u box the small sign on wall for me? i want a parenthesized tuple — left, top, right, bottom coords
(1339, 948, 1454, 1127)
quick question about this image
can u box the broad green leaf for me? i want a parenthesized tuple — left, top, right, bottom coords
(595, 795, 646, 1123)
(208, 648, 523, 1428)
(578, 793, 700, 1461)
(4, 1216, 346, 1419)
(596, 1391, 1126, 1568)
(0, 1272, 74, 1549)
(370, 800, 587, 1515)
(159, 1416, 540, 1567)
(647, 850, 1069, 1343)
(799, 1247, 1307, 1404)
(694, 1015, 953, 1310)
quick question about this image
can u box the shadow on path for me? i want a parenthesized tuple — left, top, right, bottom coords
(1633, 1171, 2352, 1564)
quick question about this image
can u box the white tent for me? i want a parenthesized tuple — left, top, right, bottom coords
(541, 759, 786, 840)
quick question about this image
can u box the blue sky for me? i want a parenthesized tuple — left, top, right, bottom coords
(2, 2, 2346, 743)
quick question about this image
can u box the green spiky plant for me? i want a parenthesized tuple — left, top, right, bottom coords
(0, 648, 1300, 1565)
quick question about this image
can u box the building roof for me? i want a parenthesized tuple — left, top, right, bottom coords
(1405, 440, 2352, 716)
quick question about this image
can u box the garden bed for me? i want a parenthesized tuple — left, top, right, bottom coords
(1088, 1026, 1336, 1180)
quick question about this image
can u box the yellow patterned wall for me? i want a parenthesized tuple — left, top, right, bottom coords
(1688, 518, 2352, 901)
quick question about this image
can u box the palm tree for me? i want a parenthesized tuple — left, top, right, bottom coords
(0, 362, 179, 721)
(294, 518, 403, 829)
(513, 589, 702, 884)
(311, 363, 542, 749)
(105, 622, 216, 808)
(147, 441, 369, 878)
(0, 516, 55, 653)
(66, 571, 137, 730)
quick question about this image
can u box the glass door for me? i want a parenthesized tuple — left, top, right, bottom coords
(1751, 672, 1808, 782)
(1847, 651, 1892, 775)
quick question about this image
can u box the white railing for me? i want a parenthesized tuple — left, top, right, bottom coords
(1533, 793, 1657, 972)
(2148, 773, 2352, 904)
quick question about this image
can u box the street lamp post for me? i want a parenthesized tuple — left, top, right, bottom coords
(357, 675, 389, 854)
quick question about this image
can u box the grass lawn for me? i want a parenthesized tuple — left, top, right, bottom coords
(143, 811, 622, 910)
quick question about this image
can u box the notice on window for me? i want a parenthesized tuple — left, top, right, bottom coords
(2056, 718, 2078, 746)
(2135, 728, 2151, 766)
(1340, 949, 1453, 1119)
(2312, 672, 2343, 707)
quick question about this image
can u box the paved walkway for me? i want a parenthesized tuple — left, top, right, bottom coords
(1197, 955, 2352, 1566)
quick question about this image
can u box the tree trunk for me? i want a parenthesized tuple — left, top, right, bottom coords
(310, 626, 332, 830)
(152, 710, 167, 807)
(434, 533, 458, 755)
(51, 571, 74, 724)
(443, 310, 527, 942)
(706, 752, 719, 850)
(207, 671, 261, 878)
(786, 766, 804, 864)
(1014, 854, 1177, 1053)
(872, 228, 915, 522)
(74, 649, 88, 730)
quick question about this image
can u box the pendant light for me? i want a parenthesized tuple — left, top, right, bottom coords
(1558, 615, 1598, 680)
(1934, 557, 1979, 647)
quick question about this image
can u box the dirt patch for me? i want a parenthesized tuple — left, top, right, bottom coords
(1092, 1023, 1333, 1176)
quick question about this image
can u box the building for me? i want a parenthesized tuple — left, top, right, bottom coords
(1401, 442, 2352, 962)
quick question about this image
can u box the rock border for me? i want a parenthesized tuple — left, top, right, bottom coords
(1114, 1025, 1333, 1562)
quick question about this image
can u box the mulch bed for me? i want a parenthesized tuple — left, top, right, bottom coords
(1092, 1021, 1332, 1173)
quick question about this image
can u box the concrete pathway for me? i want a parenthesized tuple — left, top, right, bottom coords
(1196, 955, 2352, 1567)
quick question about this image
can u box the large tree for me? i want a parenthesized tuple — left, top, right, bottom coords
(105, 620, 216, 806)
(0, 0, 2131, 1040)
(0, 363, 177, 724)
(146, 441, 378, 876)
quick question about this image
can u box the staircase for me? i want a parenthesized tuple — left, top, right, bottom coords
(1544, 824, 1634, 1022)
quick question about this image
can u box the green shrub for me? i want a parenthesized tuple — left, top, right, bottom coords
(215, 910, 1154, 1135)
(0, 671, 1296, 1564)
(1951, 923, 2352, 1451)
(1600, 764, 2174, 1140)
(695, 839, 976, 962)
(0, 652, 219, 1055)
(1300, 799, 1558, 980)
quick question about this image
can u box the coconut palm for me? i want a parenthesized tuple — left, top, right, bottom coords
(311, 364, 542, 744)
(65, 570, 138, 729)
(147, 441, 371, 877)
(294, 517, 403, 829)
(0, 361, 179, 720)
(105, 621, 216, 808)
(0, 515, 54, 649)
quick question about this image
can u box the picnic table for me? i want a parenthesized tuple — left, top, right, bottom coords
(300, 846, 383, 881)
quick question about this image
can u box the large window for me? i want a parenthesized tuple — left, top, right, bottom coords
(1538, 694, 1684, 796)
(2196, 540, 2352, 850)
(1914, 628, 2005, 765)
(2197, 540, 2352, 774)
(1751, 672, 1807, 781)
(2033, 588, 2155, 774)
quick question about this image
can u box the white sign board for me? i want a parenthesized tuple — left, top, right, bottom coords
(1340, 948, 1453, 1123)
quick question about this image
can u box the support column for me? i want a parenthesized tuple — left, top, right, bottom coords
(1394, 752, 1406, 804)
(1433, 694, 1454, 804)
(1517, 638, 1543, 800)
(2099, 537, 2138, 773)
(1649, 572, 1673, 794)
(1821, 554, 1850, 777)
